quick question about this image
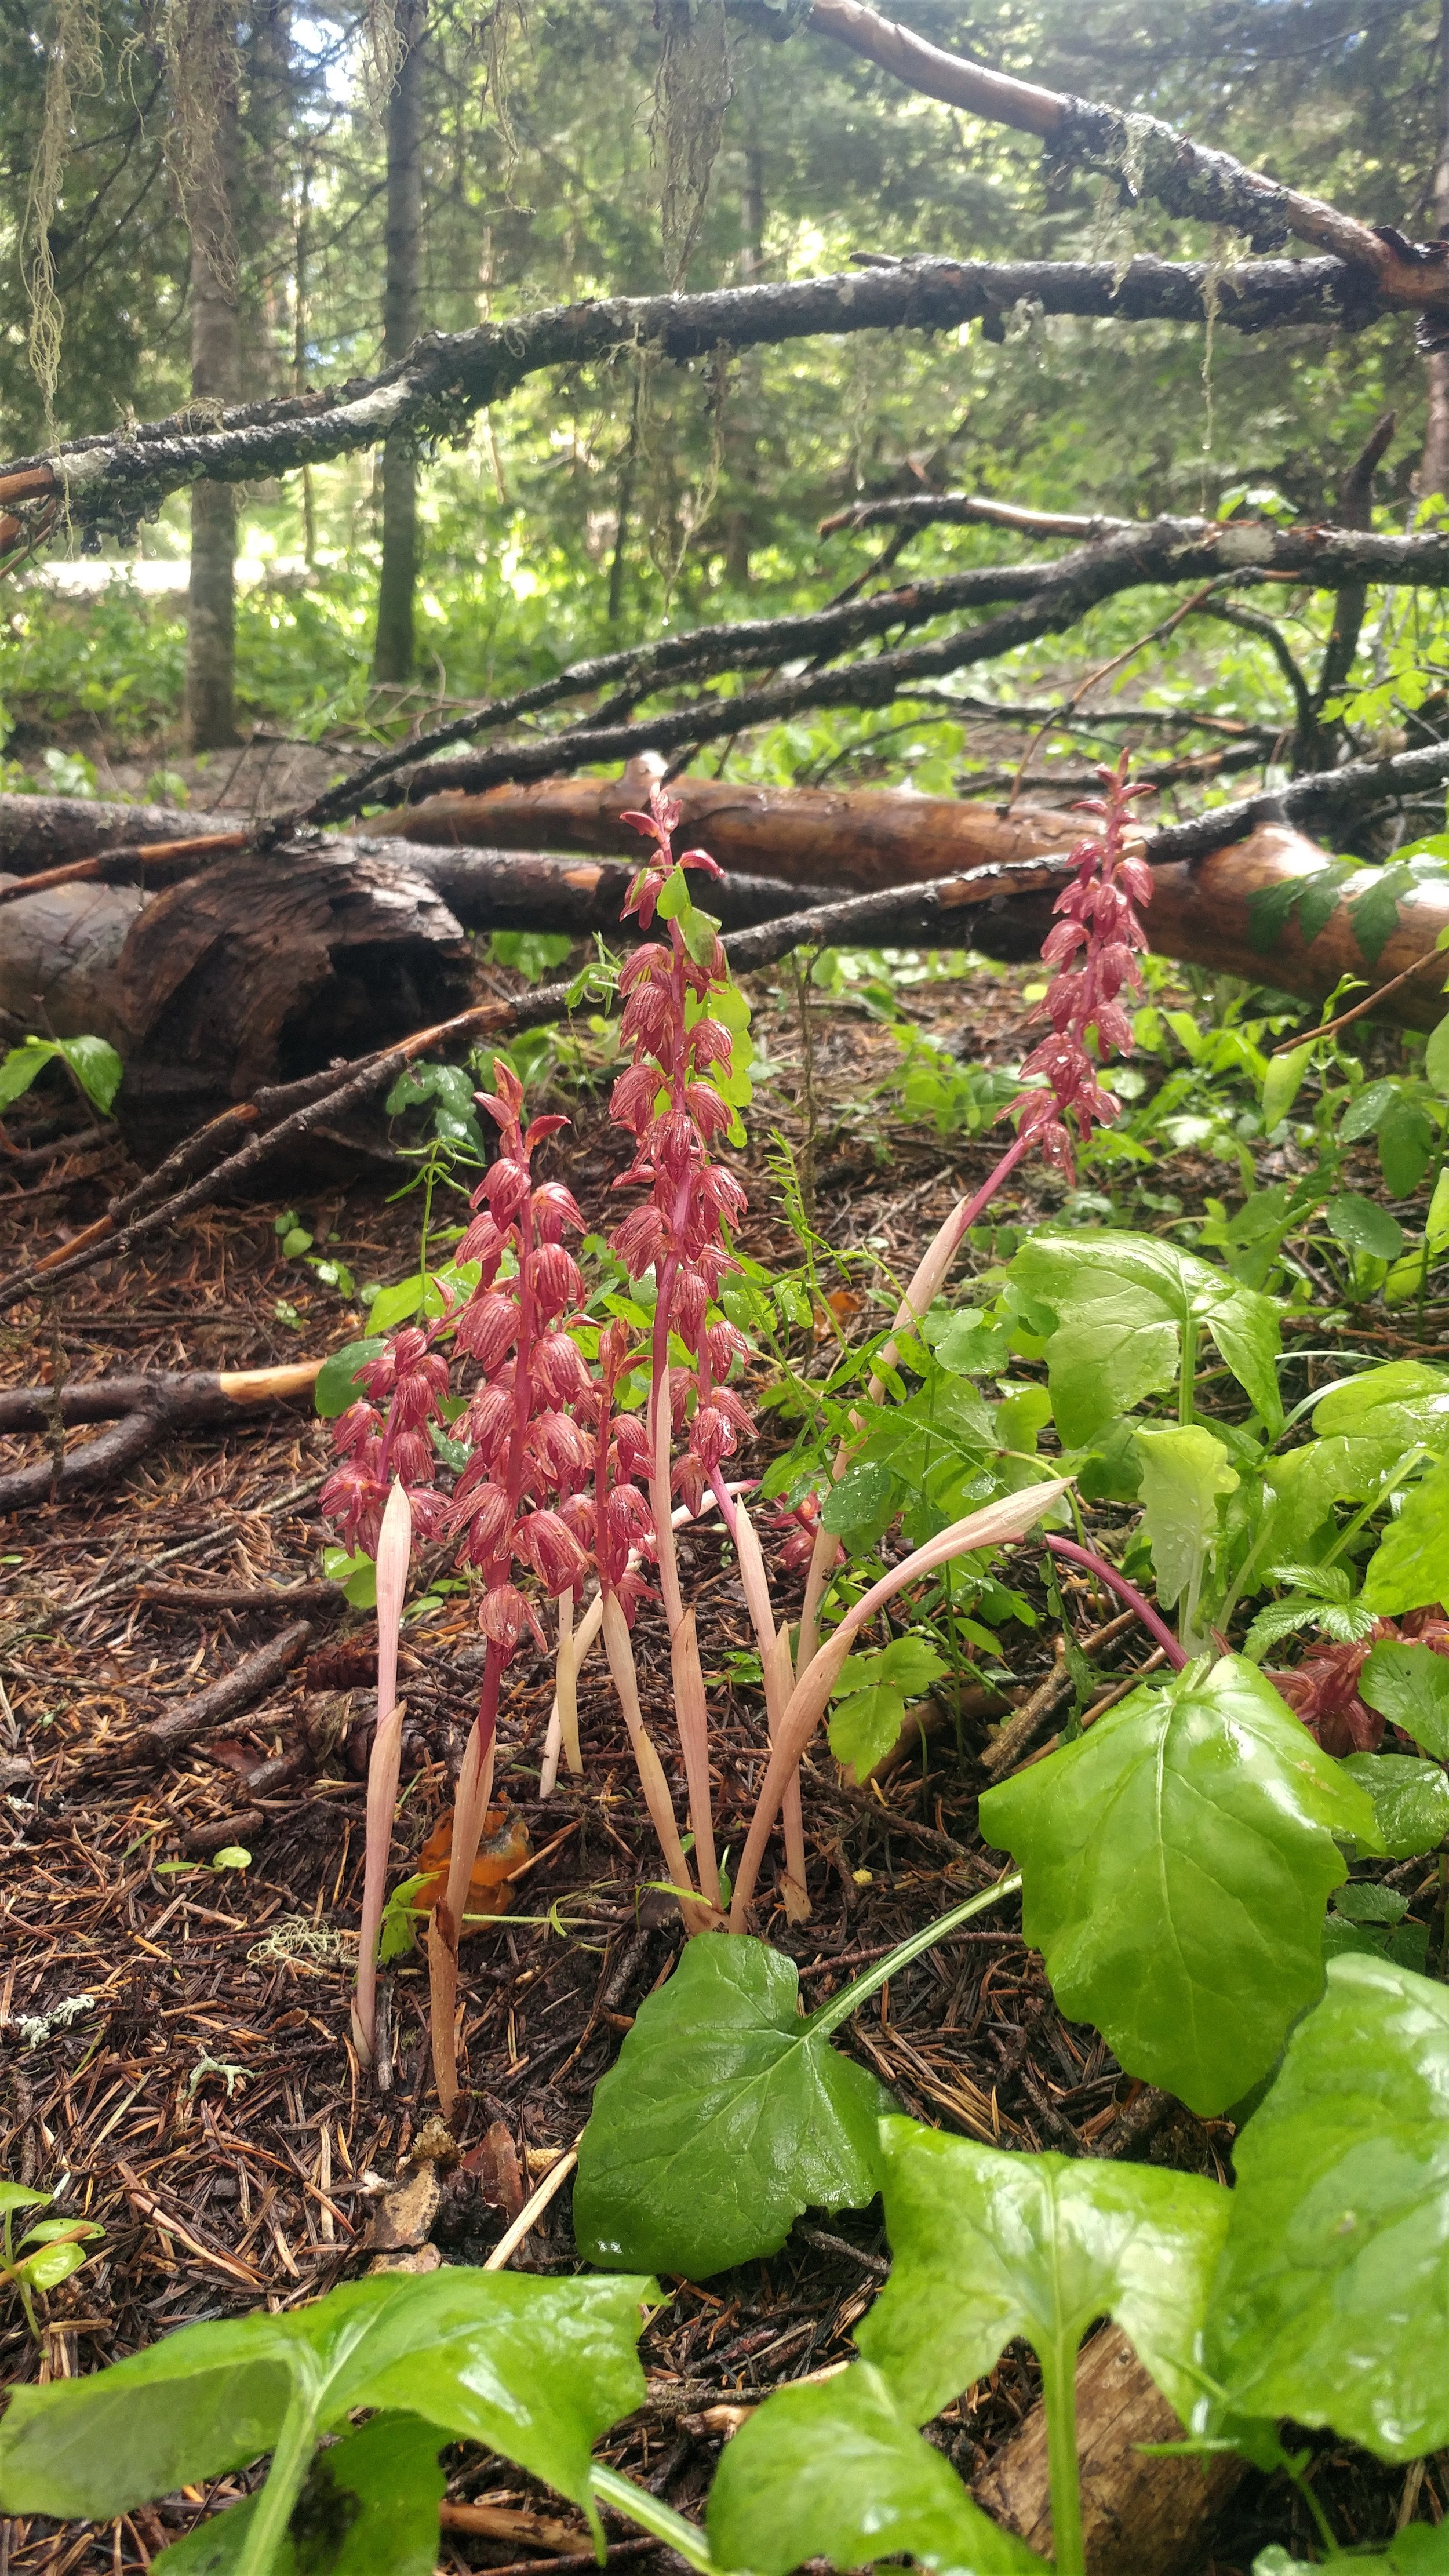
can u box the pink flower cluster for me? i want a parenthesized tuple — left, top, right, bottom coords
(610, 785, 754, 1523)
(1008, 752, 1155, 1178)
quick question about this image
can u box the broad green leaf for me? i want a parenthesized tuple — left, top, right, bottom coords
(322, 1547, 377, 1609)
(53, 1034, 123, 1116)
(1313, 1360, 1449, 1449)
(837, 1638, 949, 1701)
(366, 1273, 426, 1331)
(821, 1460, 904, 1549)
(978, 1655, 1379, 2115)
(1350, 863, 1418, 968)
(313, 1339, 384, 1419)
(1255, 2531, 1449, 2576)
(1340, 1753, 1449, 1857)
(1427, 1164, 1449, 1248)
(1324, 1193, 1405, 1260)
(1360, 1641, 1449, 1757)
(1133, 1424, 1237, 1632)
(573, 1935, 890, 2278)
(829, 1683, 909, 1781)
(0, 2269, 651, 2526)
(1340, 1078, 1398, 1144)
(154, 2415, 445, 2575)
(1008, 1233, 1281, 1446)
(1426, 1009, 1449, 1098)
(0, 2183, 50, 2215)
(706, 2363, 1044, 2576)
(1210, 1953, 1449, 2460)
(1379, 1095, 1436, 1196)
(1260, 1045, 1313, 1133)
(857, 2120, 1229, 2432)
(0, 1040, 56, 1113)
(1361, 1452, 1449, 1615)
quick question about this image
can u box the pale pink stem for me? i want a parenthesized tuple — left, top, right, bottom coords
(1046, 1535, 1188, 1670)
(352, 1478, 412, 2069)
(730, 1478, 1072, 1930)
(430, 1641, 504, 2115)
(729, 1486, 809, 1908)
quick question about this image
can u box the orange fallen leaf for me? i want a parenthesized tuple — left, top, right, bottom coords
(415, 1803, 531, 1927)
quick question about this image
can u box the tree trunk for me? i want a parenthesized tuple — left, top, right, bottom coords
(1421, 0, 1449, 497)
(185, 33, 242, 754)
(372, 0, 427, 687)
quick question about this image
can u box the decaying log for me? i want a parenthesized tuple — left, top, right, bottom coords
(973, 2326, 1245, 2576)
(0, 792, 240, 875)
(0, 1359, 322, 1514)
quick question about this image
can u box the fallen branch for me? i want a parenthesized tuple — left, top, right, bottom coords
(795, 0, 1447, 311)
(125, 1619, 315, 1767)
(0, 257, 1388, 559)
(0, 1361, 323, 1514)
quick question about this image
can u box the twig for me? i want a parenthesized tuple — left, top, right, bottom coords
(482, 2144, 579, 2269)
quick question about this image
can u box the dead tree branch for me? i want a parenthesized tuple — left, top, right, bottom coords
(0, 1362, 322, 1515)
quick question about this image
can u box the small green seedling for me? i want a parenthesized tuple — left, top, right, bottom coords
(1, 2184, 104, 2342)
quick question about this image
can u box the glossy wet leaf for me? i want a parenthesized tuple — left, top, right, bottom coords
(1339, 1753, 1449, 1858)
(1255, 2531, 1449, 2576)
(1008, 1232, 1281, 1445)
(313, 1339, 384, 1418)
(573, 1934, 891, 2277)
(707, 2362, 1044, 2576)
(978, 1654, 1379, 2115)
(1312, 1362, 1449, 1448)
(1210, 1953, 1449, 2460)
(829, 1639, 948, 1781)
(153, 2414, 445, 2575)
(1359, 1642, 1449, 1758)
(1133, 1424, 1237, 1628)
(856, 2120, 1229, 2431)
(1324, 1192, 1406, 1260)
(1361, 1453, 1449, 1616)
(0, 2269, 651, 2524)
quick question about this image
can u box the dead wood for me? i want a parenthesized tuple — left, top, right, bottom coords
(973, 2324, 1245, 2575)
(126, 1617, 315, 1765)
(0, 1359, 322, 1513)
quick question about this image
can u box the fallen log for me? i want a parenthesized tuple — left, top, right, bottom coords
(0, 1359, 323, 1514)
(973, 2324, 1244, 2576)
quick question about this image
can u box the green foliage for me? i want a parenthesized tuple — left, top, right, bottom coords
(1006, 1232, 1282, 1446)
(0, 2266, 654, 2536)
(1361, 1454, 1449, 1616)
(1209, 1955, 1449, 2462)
(708, 2364, 1046, 2576)
(1, 2185, 104, 2342)
(1339, 1753, 1449, 1860)
(0, 1032, 122, 1118)
(979, 1655, 1379, 2115)
(152, 2415, 445, 2576)
(1359, 1641, 1449, 1757)
(572, 1933, 890, 2278)
(312, 1340, 384, 1420)
(827, 1635, 948, 1781)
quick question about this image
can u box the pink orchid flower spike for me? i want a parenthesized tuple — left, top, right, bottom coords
(352, 1476, 412, 2069)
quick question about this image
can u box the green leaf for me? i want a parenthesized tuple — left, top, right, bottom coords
(706, 2363, 1045, 2576)
(1426, 1010, 1449, 1100)
(821, 1461, 904, 1549)
(0, 1040, 56, 1114)
(1340, 1753, 1449, 1858)
(1360, 1640, 1449, 1757)
(366, 1274, 427, 1331)
(1313, 1360, 1449, 1445)
(377, 1872, 428, 1963)
(1242, 1600, 1324, 1659)
(1261, 1045, 1314, 1133)
(1349, 862, 1417, 968)
(1361, 1454, 1449, 1615)
(313, 1340, 384, 1419)
(1379, 1094, 1436, 1198)
(1132, 1424, 1237, 1631)
(856, 2120, 1230, 2433)
(829, 1684, 909, 1781)
(573, 1935, 891, 2279)
(0, 2184, 51, 2216)
(978, 1654, 1380, 2115)
(1255, 2535, 1449, 2576)
(1008, 1233, 1281, 1446)
(1209, 1952, 1449, 2461)
(152, 2414, 445, 2575)
(280, 1226, 314, 1258)
(1324, 1193, 1406, 1260)
(17, 2241, 95, 2291)
(0, 2268, 652, 2526)
(321, 1547, 377, 1609)
(835, 1638, 949, 1701)
(1340, 1077, 1400, 1143)
(52, 1034, 123, 1116)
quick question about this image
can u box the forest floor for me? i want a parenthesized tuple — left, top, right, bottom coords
(0, 945, 1435, 2576)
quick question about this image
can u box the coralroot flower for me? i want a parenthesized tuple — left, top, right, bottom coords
(1007, 751, 1156, 1180)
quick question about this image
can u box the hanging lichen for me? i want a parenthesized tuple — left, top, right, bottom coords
(652, 0, 734, 292)
(22, 0, 104, 425)
(161, 0, 241, 299)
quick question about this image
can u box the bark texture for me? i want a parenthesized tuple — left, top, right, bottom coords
(185, 39, 243, 752)
(1421, 0, 1449, 497)
(373, 0, 427, 685)
(973, 2326, 1244, 2576)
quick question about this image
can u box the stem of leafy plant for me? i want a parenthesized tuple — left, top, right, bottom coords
(1039, 2335, 1088, 2576)
(1178, 1313, 1199, 1425)
(1044, 1536, 1187, 1671)
(1415, 1119, 1449, 1339)
(589, 2465, 723, 2576)
(807, 1872, 1024, 2039)
(234, 2390, 318, 2576)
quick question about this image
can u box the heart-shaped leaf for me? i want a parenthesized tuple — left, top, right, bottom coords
(0, 2269, 651, 2527)
(857, 2120, 1229, 2433)
(1007, 1232, 1282, 1445)
(1359, 1642, 1449, 1758)
(153, 2414, 445, 2574)
(573, 1933, 890, 2277)
(979, 1655, 1380, 2115)
(706, 2362, 1045, 2575)
(1209, 1953, 1449, 2461)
